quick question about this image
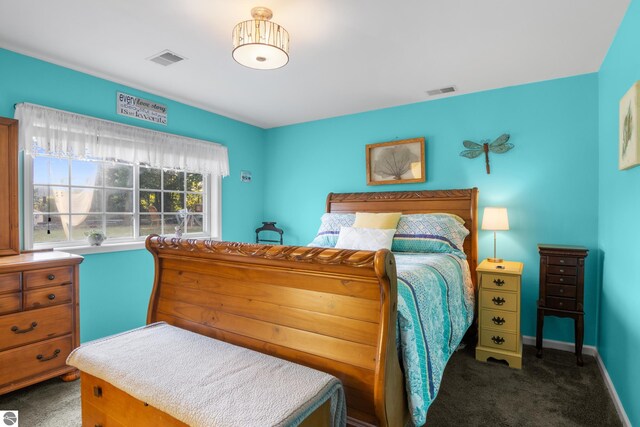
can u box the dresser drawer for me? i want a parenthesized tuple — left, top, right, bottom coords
(0, 335, 73, 388)
(546, 284, 576, 298)
(481, 274, 519, 292)
(547, 256, 577, 267)
(546, 274, 576, 285)
(0, 293, 21, 315)
(481, 309, 517, 333)
(545, 296, 576, 311)
(23, 266, 72, 290)
(24, 285, 72, 310)
(480, 330, 517, 352)
(0, 304, 72, 351)
(0, 272, 21, 294)
(547, 265, 577, 276)
(481, 290, 518, 312)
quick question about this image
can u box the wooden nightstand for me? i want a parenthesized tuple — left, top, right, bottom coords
(475, 259, 523, 369)
(536, 244, 588, 366)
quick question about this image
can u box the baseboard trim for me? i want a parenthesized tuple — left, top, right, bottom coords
(521, 335, 597, 356)
(521, 335, 630, 426)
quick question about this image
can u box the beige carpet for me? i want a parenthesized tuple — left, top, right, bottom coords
(0, 345, 622, 426)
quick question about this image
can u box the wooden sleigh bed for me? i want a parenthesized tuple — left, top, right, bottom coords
(134, 188, 478, 427)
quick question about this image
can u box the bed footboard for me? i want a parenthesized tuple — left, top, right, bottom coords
(145, 236, 406, 427)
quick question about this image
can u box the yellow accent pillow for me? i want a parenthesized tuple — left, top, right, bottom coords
(353, 212, 402, 229)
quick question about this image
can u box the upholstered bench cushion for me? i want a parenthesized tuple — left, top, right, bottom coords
(68, 322, 346, 427)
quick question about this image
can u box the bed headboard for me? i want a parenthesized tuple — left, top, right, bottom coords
(326, 188, 479, 285)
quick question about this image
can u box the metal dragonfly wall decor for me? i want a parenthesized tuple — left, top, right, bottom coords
(459, 133, 513, 174)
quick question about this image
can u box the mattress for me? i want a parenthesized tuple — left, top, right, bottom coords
(395, 252, 474, 426)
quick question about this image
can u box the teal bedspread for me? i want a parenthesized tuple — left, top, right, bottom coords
(395, 253, 474, 426)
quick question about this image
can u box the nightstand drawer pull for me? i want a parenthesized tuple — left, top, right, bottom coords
(492, 297, 506, 306)
(493, 278, 505, 286)
(491, 336, 505, 345)
(11, 322, 38, 334)
(491, 316, 506, 325)
(36, 348, 60, 362)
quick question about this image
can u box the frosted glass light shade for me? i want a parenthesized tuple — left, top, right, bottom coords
(482, 207, 510, 231)
(232, 17, 289, 70)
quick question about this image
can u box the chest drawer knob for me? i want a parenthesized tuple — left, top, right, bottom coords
(491, 316, 506, 325)
(491, 336, 505, 345)
(491, 297, 506, 306)
(559, 269, 565, 273)
(559, 260, 565, 264)
(47, 293, 56, 300)
(48, 274, 56, 281)
(560, 278, 564, 282)
(11, 321, 38, 334)
(36, 348, 60, 362)
(93, 386, 103, 397)
(559, 302, 564, 307)
(493, 278, 505, 286)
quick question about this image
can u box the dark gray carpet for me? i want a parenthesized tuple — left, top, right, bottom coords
(0, 345, 621, 426)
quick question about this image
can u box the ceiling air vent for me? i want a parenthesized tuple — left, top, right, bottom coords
(148, 50, 185, 66)
(426, 86, 456, 96)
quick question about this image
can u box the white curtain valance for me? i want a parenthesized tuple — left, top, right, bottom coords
(14, 103, 229, 177)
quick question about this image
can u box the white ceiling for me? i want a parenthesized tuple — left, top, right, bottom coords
(0, 0, 630, 129)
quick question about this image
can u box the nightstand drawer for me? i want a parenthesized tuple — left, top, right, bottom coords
(481, 309, 517, 333)
(481, 290, 517, 312)
(546, 296, 576, 311)
(546, 274, 576, 285)
(548, 256, 577, 266)
(481, 274, 519, 292)
(547, 265, 577, 276)
(546, 284, 576, 298)
(480, 331, 517, 352)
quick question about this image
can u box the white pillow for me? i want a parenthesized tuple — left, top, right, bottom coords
(334, 227, 396, 251)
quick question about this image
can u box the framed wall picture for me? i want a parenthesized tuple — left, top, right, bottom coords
(366, 137, 425, 185)
(619, 81, 640, 170)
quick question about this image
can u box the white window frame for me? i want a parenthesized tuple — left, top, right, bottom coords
(23, 155, 222, 253)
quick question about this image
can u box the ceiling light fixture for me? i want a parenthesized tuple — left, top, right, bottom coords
(232, 7, 289, 70)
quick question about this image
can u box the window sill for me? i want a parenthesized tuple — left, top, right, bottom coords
(53, 241, 147, 255)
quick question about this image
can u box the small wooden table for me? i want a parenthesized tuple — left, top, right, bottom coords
(536, 244, 588, 366)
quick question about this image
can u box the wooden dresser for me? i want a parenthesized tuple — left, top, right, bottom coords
(475, 259, 524, 369)
(0, 251, 83, 395)
(536, 244, 588, 366)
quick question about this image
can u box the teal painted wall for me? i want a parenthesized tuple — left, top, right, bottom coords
(0, 48, 266, 342)
(598, 0, 640, 424)
(265, 74, 600, 345)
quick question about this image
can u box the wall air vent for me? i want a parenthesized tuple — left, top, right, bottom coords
(426, 86, 457, 96)
(148, 50, 186, 66)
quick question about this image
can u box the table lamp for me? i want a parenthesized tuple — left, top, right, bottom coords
(481, 207, 509, 263)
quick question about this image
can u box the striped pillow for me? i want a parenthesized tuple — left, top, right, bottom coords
(307, 213, 355, 247)
(391, 214, 469, 257)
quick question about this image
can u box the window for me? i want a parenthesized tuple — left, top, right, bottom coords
(26, 155, 215, 248)
(16, 103, 228, 250)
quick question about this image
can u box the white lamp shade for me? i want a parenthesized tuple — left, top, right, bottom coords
(482, 207, 509, 231)
(232, 17, 289, 70)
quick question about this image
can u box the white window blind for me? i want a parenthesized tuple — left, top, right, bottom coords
(14, 103, 229, 176)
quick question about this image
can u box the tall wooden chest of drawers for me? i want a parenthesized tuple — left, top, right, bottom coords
(475, 259, 524, 369)
(0, 251, 83, 395)
(536, 244, 588, 366)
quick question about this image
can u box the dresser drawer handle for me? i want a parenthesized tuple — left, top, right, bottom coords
(491, 316, 505, 325)
(559, 269, 565, 273)
(491, 336, 505, 345)
(11, 322, 38, 334)
(93, 386, 103, 397)
(37, 348, 60, 362)
(48, 293, 56, 300)
(491, 297, 506, 306)
(48, 274, 56, 280)
(559, 278, 564, 282)
(493, 278, 505, 286)
(559, 260, 565, 264)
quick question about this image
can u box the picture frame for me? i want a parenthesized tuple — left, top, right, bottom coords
(619, 81, 640, 170)
(366, 137, 425, 185)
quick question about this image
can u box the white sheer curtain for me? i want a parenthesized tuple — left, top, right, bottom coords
(15, 103, 229, 176)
